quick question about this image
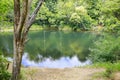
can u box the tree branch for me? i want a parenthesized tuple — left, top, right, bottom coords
(16, 0, 28, 40)
(14, 0, 20, 30)
(28, 0, 44, 28)
(22, 0, 44, 43)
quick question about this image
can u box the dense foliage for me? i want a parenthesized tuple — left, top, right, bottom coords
(0, 0, 120, 31)
(0, 52, 11, 80)
(0, 0, 13, 27)
(88, 33, 120, 63)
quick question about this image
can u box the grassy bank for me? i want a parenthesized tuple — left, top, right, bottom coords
(0, 25, 43, 32)
(87, 61, 120, 79)
(91, 61, 120, 71)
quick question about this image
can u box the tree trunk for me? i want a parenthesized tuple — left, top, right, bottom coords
(11, 0, 44, 80)
(12, 39, 24, 80)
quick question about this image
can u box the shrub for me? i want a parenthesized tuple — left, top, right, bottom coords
(88, 33, 120, 63)
(0, 53, 11, 80)
(91, 62, 120, 79)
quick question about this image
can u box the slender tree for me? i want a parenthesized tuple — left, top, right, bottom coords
(12, 0, 44, 80)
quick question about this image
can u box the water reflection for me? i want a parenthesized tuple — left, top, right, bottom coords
(0, 32, 13, 56)
(0, 31, 98, 68)
(22, 53, 91, 68)
(25, 31, 97, 62)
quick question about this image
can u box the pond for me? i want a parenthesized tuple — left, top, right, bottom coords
(0, 30, 99, 68)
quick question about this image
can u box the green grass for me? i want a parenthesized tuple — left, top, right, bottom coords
(90, 61, 120, 72)
(88, 61, 120, 79)
(0, 25, 43, 32)
(30, 25, 43, 30)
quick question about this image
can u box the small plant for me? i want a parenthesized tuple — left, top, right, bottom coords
(90, 61, 120, 80)
(19, 69, 27, 80)
(104, 67, 114, 79)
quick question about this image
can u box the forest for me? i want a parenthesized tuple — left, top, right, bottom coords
(0, 0, 120, 80)
(0, 0, 120, 32)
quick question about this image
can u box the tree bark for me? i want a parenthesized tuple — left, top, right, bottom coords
(11, 0, 44, 80)
(12, 40, 24, 80)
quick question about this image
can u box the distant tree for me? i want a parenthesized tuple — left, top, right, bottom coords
(11, 0, 44, 80)
(0, 0, 13, 26)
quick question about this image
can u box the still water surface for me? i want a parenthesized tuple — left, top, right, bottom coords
(0, 31, 99, 68)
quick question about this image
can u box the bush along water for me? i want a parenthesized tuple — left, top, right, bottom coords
(0, 52, 11, 80)
(88, 33, 120, 63)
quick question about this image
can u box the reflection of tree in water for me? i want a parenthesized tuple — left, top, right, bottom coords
(25, 31, 98, 62)
(0, 31, 99, 63)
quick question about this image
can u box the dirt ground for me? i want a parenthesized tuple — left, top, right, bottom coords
(113, 72, 120, 80)
(22, 67, 105, 80)
(8, 64, 120, 80)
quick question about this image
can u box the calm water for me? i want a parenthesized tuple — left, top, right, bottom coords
(0, 31, 99, 68)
